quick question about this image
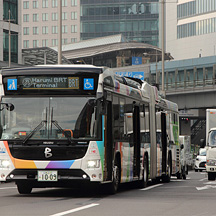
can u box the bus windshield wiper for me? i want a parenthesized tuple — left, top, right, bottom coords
(22, 120, 47, 144)
(22, 107, 48, 144)
(51, 120, 74, 145)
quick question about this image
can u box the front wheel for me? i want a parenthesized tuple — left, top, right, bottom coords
(107, 159, 121, 194)
(17, 182, 32, 194)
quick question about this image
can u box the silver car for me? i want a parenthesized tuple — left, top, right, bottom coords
(195, 148, 206, 172)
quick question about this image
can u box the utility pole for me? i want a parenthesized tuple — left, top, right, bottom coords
(58, 0, 62, 64)
(161, 0, 165, 96)
(8, 9, 11, 68)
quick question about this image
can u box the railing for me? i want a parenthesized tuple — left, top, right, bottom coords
(162, 78, 216, 93)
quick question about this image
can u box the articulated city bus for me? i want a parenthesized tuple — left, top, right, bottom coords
(0, 65, 181, 194)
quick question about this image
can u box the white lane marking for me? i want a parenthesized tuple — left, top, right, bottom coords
(140, 184, 163, 191)
(199, 178, 207, 181)
(196, 185, 216, 191)
(49, 203, 99, 216)
(0, 187, 16, 190)
(204, 181, 216, 185)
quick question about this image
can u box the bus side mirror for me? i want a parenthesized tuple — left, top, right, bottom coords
(200, 139, 205, 148)
(180, 144, 184, 150)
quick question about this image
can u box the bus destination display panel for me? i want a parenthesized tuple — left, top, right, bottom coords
(4, 75, 98, 95)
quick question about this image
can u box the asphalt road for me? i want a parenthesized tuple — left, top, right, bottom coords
(0, 171, 215, 216)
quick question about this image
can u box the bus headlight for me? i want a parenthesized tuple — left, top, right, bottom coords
(0, 160, 10, 168)
(87, 160, 100, 168)
(207, 159, 216, 166)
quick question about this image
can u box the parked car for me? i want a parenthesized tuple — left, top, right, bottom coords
(195, 148, 206, 172)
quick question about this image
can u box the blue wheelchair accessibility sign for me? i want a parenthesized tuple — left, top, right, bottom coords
(84, 78, 94, 90)
(7, 79, 17, 90)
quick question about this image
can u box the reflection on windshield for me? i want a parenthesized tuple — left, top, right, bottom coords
(209, 131, 216, 147)
(0, 97, 101, 141)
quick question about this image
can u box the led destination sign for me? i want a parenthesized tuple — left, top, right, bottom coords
(20, 76, 80, 90)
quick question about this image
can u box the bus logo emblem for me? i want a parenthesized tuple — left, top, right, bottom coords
(44, 147, 52, 158)
(7, 79, 17, 90)
(22, 78, 32, 88)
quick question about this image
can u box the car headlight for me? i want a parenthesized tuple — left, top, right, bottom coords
(0, 160, 10, 168)
(87, 160, 100, 168)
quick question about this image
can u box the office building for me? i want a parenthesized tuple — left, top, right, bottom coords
(166, 0, 216, 60)
(80, 0, 160, 46)
(21, 0, 80, 49)
(0, 0, 22, 66)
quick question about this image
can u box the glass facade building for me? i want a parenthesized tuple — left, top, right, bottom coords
(2, 0, 18, 63)
(80, 0, 159, 46)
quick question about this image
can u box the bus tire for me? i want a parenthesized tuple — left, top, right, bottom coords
(107, 157, 121, 194)
(17, 182, 32, 194)
(138, 155, 148, 188)
(208, 172, 215, 181)
(162, 153, 172, 183)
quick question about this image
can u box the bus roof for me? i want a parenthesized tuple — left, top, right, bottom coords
(1, 65, 104, 76)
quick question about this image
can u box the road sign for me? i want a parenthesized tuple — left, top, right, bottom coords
(132, 57, 142, 65)
(115, 71, 144, 80)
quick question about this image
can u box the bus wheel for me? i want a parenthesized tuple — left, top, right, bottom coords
(138, 155, 148, 188)
(208, 172, 215, 181)
(17, 182, 32, 194)
(108, 159, 120, 194)
(162, 154, 172, 183)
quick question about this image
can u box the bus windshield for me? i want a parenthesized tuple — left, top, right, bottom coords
(0, 97, 101, 142)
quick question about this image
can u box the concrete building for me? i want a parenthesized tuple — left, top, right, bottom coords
(166, 0, 216, 60)
(0, 0, 22, 67)
(21, 0, 80, 49)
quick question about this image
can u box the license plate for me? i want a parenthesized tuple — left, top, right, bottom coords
(37, 170, 58, 182)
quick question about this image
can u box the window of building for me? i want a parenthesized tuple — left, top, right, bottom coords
(42, 39, 48, 47)
(52, 39, 58, 46)
(3, 0, 18, 24)
(23, 40, 29, 48)
(62, 0, 67, 7)
(62, 25, 68, 33)
(33, 40, 39, 48)
(71, 25, 77, 33)
(71, 12, 77, 20)
(71, 0, 77, 6)
(52, 13, 58, 21)
(42, 13, 48, 21)
(33, 27, 39, 35)
(33, 14, 39, 22)
(23, 1, 29, 9)
(33, 1, 38, 9)
(62, 12, 67, 20)
(42, 26, 49, 34)
(62, 38, 68, 44)
(71, 38, 77, 43)
(3, 30, 18, 63)
(23, 27, 29, 35)
(52, 26, 58, 34)
(42, 0, 48, 8)
(52, 0, 58, 8)
(23, 14, 29, 22)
